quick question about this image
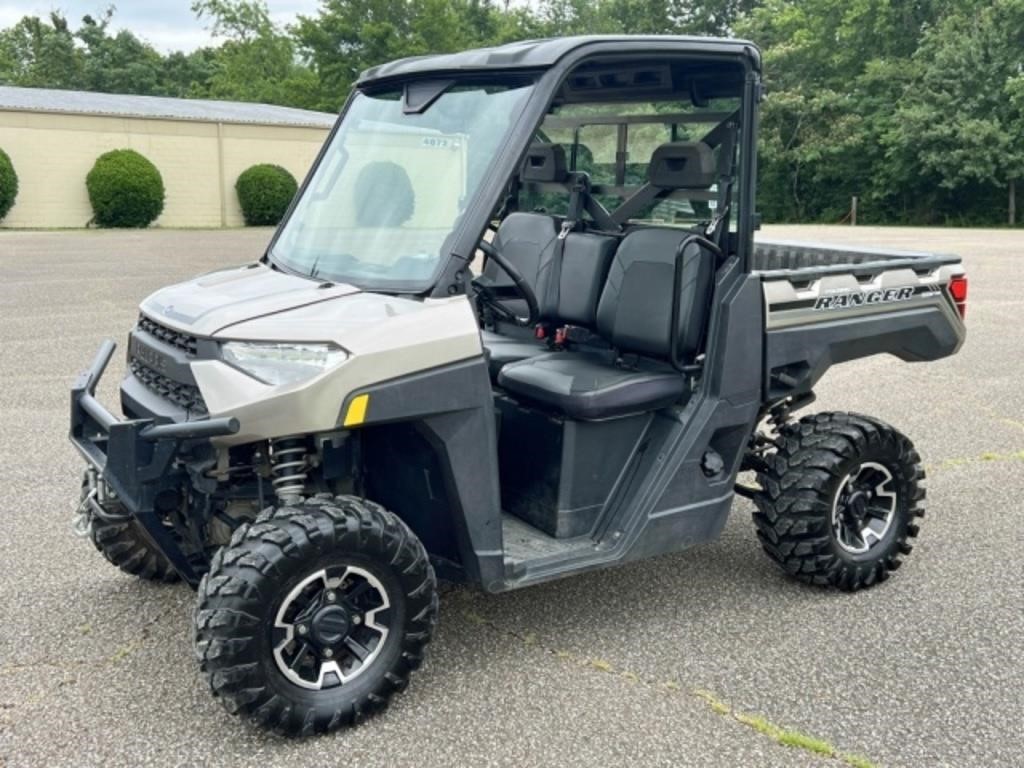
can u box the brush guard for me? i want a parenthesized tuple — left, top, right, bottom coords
(69, 339, 239, 584)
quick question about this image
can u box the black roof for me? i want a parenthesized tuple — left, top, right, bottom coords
(357, 35, 761, 86)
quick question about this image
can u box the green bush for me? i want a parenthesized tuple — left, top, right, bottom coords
(0, 148, 18, 221)
(86, 149, 165, 228)
(235, 164, 298, 226)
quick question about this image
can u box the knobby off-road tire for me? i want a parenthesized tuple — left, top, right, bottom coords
(194, 495, 438, 736)
(83, 479, 179, 583)
(752, 412, 925, 591)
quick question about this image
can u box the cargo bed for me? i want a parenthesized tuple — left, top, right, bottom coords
(753, 238, 967, 400)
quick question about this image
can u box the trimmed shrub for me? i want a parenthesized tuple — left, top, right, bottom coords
(235, 164, 298, 226)
(0, 148, 18, 221)
(86, 149, 165, 228)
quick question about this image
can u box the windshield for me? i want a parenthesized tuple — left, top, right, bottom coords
(270, 78, 534, 290)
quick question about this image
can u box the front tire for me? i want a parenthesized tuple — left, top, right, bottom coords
(194, 495, 438, 736)
(82, 476, 179, 583)
(752, 412, 925, 591)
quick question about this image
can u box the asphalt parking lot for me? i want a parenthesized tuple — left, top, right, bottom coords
(0, 225, 1021, 767)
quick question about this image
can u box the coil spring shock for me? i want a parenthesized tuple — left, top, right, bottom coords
(269, 438, 309, 503)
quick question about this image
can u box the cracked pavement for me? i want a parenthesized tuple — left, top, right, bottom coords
(0, 226, 1021, 767)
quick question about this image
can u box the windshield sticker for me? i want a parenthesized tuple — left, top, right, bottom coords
(421, 137, 460, 149)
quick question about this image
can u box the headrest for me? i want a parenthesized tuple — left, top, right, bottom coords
(522, 143, 567, 183)
(648, 142, 715, 189)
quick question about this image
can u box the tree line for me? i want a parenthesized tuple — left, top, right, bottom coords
(1, 0, 1021, 226)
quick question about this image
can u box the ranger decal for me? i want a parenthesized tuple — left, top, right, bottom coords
(814, 286, 915, 310)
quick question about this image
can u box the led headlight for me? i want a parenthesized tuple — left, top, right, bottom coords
(221, 342, 348, 386)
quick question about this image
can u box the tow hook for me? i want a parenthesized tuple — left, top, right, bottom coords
(71, 467, 100, 538)
(72, 466, 128, 538)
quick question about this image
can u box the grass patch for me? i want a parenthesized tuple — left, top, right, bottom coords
(931, 448, 1024, 472)
(460, 605, 879, 767)
(695, 689, 877, 767)
(778, 729, 835, 756)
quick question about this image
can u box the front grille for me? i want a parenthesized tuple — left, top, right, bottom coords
(129, 358, 208, 416)
(137, 314, 198, 356)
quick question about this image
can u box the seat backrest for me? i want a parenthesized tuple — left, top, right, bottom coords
(542, 231, 616, 326)
(484, 142, 617, 330)
(592, 140, 718, 363)
(480, 143, 566, 300)
(483, 211, 559, 300)
(595, 228, 715, 362)
(484, 214, 617, 329)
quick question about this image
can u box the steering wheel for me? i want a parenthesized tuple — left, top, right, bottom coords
(472, 239, 540, 327)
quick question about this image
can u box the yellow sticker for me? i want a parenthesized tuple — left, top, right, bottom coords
(343, 393, 369, 427)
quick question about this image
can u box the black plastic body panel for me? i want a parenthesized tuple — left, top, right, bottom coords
(342, 358, 505, 590)
(764, 306, 965, 399)
(496, 397, 650, 538)
(489, 262, 764, 591)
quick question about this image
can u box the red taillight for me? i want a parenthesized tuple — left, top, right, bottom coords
(949, 275, 968, 319)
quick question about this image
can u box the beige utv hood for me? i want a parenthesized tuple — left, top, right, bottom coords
(140, 262, 360, 337)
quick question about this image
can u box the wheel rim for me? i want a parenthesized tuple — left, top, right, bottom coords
(272, 565, 391, 691)
(831, 462, 898, 555)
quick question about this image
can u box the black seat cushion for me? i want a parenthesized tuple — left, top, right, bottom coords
(498, 352, 687, 421)
(481, 330, 546, 379)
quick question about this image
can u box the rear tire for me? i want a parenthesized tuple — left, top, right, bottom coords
(752, 412, 925, 591)
(194, 494, 438, 736)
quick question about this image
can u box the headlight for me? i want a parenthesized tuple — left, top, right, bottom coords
(221, 342, 348, 386)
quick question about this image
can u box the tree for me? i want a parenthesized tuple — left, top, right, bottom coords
(160, 48, 218, 98)
(0, 12, 84, 89)
(736, 0, 953, 223)
(192, 0, 321, 108)
(294, 0, 544, 110)
(77, 10, 165, 95)
(886, 0, 1024, 225)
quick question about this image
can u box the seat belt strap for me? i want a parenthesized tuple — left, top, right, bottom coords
(706, 124, 737, 247)
(542, 173, 587, 315)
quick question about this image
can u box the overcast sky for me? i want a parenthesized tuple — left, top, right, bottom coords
(0, 1, 321, 52)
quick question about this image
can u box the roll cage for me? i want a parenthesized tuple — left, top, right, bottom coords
(264, 36, 762, 300)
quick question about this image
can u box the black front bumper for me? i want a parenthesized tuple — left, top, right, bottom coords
(70, 340, 239, 584)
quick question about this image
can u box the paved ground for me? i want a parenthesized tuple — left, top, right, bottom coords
(0, 225, 1020, 767)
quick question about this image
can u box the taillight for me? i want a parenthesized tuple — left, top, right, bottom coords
(949, 275, 968, 319)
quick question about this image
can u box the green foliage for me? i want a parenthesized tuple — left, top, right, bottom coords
(0, 12, 83, 88)
(738, 0, 1022, 225)
(0, 147, 18, 221)
(235, 164, 298, 226)
(2, 0, 1022, 225)
(86, 149, 165, 228)
(192, 0, 321, 109)
(885, 1, 1024, 218)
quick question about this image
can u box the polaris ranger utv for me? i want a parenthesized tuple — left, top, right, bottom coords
(69, 35, 967, 735)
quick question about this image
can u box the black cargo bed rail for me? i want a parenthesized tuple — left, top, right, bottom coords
(753, 238, 961, 281)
